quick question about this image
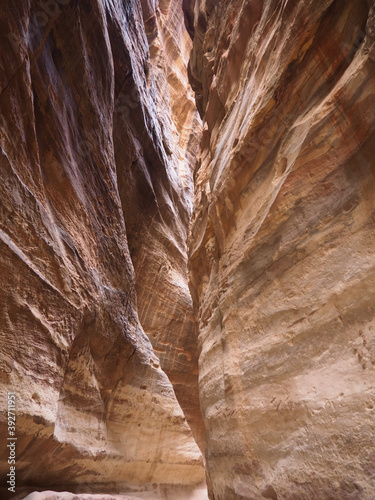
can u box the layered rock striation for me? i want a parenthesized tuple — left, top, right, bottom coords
(187, 0, 375, 498)
(0, 0, 204, 497)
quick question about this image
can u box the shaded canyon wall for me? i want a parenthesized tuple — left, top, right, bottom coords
(0, 0, 204, 496)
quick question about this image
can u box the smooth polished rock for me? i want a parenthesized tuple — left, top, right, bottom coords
(21, 483, 209, 500)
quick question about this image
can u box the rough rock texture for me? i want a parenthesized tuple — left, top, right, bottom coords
(125, 0, 205, 451)
(0, 0, 204, 496)
(187, 0, 375, 498)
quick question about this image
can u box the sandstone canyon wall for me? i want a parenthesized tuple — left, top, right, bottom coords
(187, 0, 375, 498)
(0, 0, 205, 497)
(2, 0, 375, 499)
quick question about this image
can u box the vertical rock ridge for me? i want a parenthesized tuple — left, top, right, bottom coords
(111, 0, 205, 451)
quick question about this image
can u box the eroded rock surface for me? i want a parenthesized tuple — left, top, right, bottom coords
(124, 0, 205, 451)
(187, 0, 375, 498)
(0, 0, 204, 496)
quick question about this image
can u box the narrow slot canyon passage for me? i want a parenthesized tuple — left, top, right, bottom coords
(1, 1, 375, 500)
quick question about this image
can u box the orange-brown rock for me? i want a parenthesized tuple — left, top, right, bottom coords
(0, 0, 204, 497)
(187, 0, 375, 498)
(125, 0, 205, 452)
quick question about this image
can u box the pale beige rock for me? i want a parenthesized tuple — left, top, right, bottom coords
(187, 0, 375, 498)
(22, 484, 209, 500)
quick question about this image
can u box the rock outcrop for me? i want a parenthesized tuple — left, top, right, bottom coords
(0, 0, 204, 497)
(187, 0, 375, 498)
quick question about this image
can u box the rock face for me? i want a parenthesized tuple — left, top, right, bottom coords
(187, 0, 375, 498)
(0, 0, 204, 496)
(3, 0, 375, 498)
(125, 0, 205, 451)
